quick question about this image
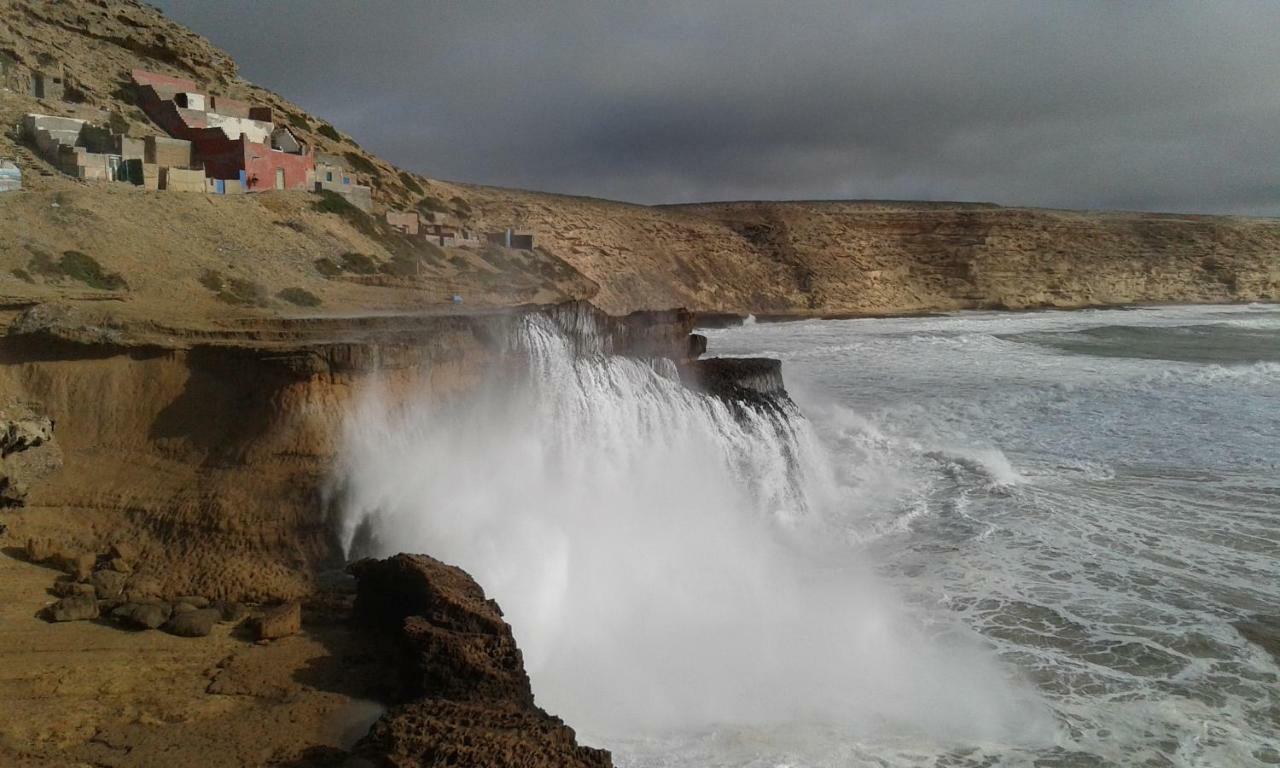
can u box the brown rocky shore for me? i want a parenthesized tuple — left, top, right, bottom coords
(0, 297, 762, 766)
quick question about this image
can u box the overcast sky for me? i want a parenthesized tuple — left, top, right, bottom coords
(150, 1, 1279, 215)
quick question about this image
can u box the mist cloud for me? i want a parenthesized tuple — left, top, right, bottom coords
(152, 1, 1280, 215)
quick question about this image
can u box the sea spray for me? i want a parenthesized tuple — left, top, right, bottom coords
(334, 316, 1050, 748)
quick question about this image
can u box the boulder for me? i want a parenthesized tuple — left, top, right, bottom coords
(164, 608, 220, 637)
(64, 552, 96, 582)
(174, 595, 210, 609)
(0, 474, 28, 507)
(111, 601, 171, 630)
(256, 602, 301, 640)
(348, 554, 612, 768)
(46, 594, 98, 622)
(51, 579, 97, 598)
(172, 602, 198, 614)
(24, 537, 55, 564)
(0, 416, 53, 456)
(89, 569, 128, 599)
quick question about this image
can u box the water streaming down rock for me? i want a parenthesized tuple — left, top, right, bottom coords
(334, 315, 1049, 753)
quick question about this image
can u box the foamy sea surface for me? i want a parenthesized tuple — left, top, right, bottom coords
(680, 304, 1280, 767)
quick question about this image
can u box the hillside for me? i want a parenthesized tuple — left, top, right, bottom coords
(2, 0, 1277, 324)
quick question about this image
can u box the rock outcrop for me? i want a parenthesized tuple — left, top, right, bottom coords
(682, 357, 787, 399)
(347, 553, 612, 768)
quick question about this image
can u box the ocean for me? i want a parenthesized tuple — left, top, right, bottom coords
(340, 303, 1279, 767)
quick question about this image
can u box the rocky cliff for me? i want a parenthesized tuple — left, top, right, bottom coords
(347, 554, 612, 768)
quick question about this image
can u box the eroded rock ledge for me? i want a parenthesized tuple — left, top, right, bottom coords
(346, 554, 612, 768)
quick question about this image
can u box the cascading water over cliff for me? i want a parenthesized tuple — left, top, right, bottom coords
(334, 315, 1048, 754)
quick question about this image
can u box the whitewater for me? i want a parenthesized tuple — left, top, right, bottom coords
(337, 303, 1279, 767)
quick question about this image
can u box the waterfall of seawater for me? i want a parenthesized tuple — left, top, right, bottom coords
(334, 316, 1051, 756)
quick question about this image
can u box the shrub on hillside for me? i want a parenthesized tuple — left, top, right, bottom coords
(57, 251, 128, 291)
(344, 152, 380, 176)
(339, 252, 379, 275)
(317, 123, 342, 141)
(399, 171, 424, 195)
(277, 287, 322, 307)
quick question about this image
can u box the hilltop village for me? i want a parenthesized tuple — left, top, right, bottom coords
(3, 65, 533, 252)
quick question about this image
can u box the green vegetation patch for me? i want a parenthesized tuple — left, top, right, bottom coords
(314, 257, 342, 277)
(450, 196, 472, 216)
(10, 269, 33, 284)
(344, 152, 380, 176)
(198, 269, 267, 307)
(26, 250, 128, 290)
(398, 171, 424, 195)
(339, 252, 379, 275)
(417, 195, 450, 214)
(277, 287, 321, 307)
(287, 112, 310, 131)
(317, 123, 342, 141)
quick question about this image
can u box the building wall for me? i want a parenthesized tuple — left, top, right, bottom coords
(209, 95, 250, 119)
(131, 69, 200, 94)
(243, 141, 313, 191)
(174, 92, 206, 111)
(206, 112, 273, 144)
(163, 167, 206, 192)
(145, 136, 193, 167)
(118, 137, 146, 161)
(387, 210, 420, 235)
(32, 70, 65, 101)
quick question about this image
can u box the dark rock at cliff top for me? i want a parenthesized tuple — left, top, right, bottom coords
(681, 356, 788, 402)
(347, 553, 612, 768)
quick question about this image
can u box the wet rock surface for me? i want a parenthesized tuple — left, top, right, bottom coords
(347, 553, 612, 768)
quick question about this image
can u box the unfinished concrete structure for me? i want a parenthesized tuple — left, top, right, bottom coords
(386, 210, 419, 235)
(487, 228, 535, 250)
(21, 114, 122, 181)
(144, 136, 192, 168)
(31, 66, 65, 101)
(312, 153, 372, 212)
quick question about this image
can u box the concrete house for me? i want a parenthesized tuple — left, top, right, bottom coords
(131, 68, 314, 193)
(32, 67, 65, 101)
(312, 153, 372, 212)
(21, 113, 125, 182)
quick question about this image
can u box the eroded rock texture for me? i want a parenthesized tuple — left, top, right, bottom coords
(348, 554, 611, 768)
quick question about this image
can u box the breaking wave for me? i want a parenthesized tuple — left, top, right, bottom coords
(333, 316, 1050, 752)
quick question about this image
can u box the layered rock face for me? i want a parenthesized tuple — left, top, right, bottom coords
(0, 302, 696, 601)
(348, 554, 612, 768)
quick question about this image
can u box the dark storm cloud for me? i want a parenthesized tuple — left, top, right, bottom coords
(150, 1, 1280, 214)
